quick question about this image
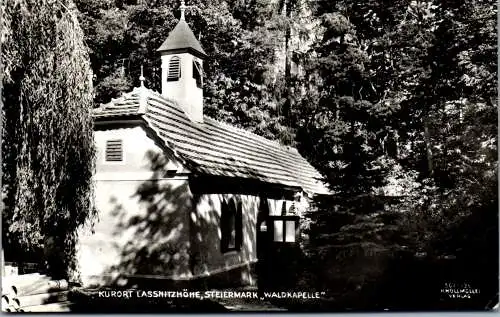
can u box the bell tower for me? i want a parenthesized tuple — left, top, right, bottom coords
(157, 0, 207, 123)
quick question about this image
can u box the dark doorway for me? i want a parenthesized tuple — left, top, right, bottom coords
(256, 198, 301, 291)
(256, 197, 271, 292)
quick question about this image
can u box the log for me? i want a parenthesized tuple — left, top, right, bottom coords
(11, 279, 68, 297)
(2, 294, 18, 312)
(2, 282, 16, 298)
(3, 273, 49, 287)
(22, 301, 72, 313)
(2, 273, 45, 285)
(1, 294, 10, 308)
(13, 290, 69, 308)
(2, 274, 50, 296)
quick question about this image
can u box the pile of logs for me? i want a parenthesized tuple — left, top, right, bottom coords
(2, 273, 72, 312)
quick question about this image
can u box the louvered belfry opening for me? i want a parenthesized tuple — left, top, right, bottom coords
(105, 139, 123, 162)
(167, 56, 181, 81)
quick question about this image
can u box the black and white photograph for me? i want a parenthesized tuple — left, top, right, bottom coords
(1, 0, 497, 313)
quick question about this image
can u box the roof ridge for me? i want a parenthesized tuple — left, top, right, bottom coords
(145, 88, 178, 105)
(144, 88, 192, 118)
(101, 85, 182, 113)
(98, 88, 142, 110)
(203, 117, 298, 154)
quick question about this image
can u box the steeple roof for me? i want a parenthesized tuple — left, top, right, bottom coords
(157, 19, 206, 58)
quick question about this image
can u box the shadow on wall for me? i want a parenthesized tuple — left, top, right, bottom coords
(188, 190, 259, 288)
(100, 150, 236, 289)
(101, 150, 193, 288)
(187, 174, 299, 290)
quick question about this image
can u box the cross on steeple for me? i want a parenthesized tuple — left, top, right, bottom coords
(180, 0, 187, 20)
(157, 0, 207, 123)
(139, 64, 145, 87)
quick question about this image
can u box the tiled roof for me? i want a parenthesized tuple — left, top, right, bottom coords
(157, 19, 206, 57)
(95, 87, 330, 195)
(94, 93, 142, 118)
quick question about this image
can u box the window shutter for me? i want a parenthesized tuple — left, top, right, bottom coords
(220, 200, 229, 252)
(167, 56, 181, 81)
(228, 199, 237, 249)
(105, 140, 123, 162)
(281, 201, 287, 215)
(192, 61, 202, 88)
(235, 201, 243, 249)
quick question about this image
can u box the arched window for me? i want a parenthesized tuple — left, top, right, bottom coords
(192, 60, 203, 88)
(221, 197, 242, 253)
(167, 56, 181, 81)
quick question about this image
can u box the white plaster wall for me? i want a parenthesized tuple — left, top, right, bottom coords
(78, 125, 311, 286)
(77, 125, 192, 286)
(190, 194, 259, 284)
(94, 126, 183, 175)
(190, 194, 299, 284)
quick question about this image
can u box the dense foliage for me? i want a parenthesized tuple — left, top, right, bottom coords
(1, 0, 96, 279)
(295, 0, 497, 309)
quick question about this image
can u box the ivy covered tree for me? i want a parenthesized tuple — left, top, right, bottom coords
(1, 0, 96, 279)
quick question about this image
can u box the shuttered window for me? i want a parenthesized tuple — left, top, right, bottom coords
(167, 56, 181, 81)
(105, 139, 123, 162)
